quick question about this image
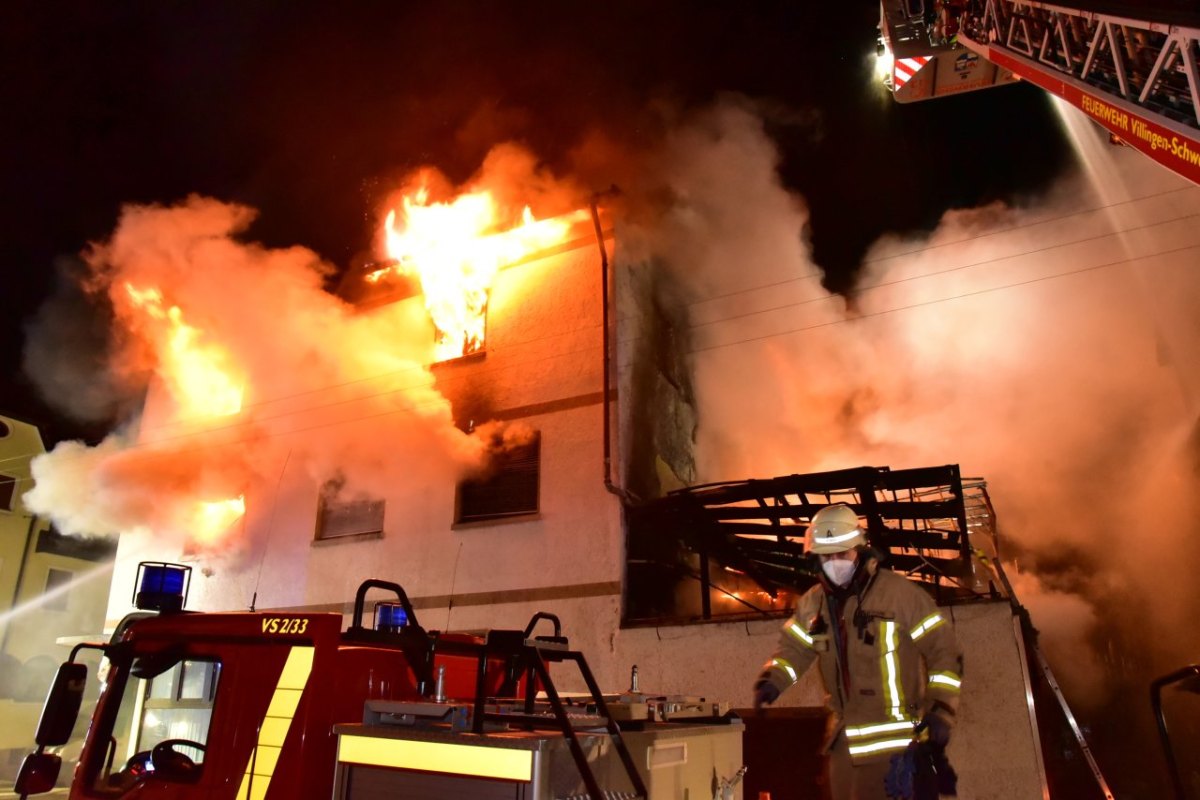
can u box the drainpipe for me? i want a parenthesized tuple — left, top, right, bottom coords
(589, 196, 635, 504)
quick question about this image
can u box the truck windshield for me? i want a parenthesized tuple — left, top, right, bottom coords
(90, 654, 221, 794)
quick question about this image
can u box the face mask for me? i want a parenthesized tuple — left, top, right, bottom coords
(822, 558, 857, 587)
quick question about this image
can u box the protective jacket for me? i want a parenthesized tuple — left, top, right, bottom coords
(759, 556, 963, 764)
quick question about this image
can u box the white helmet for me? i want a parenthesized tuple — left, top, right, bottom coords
(807, 503, 866, 554)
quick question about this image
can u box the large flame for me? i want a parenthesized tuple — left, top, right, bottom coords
(374, 188, 583, 361)
(123, 283, 244, 418)
(188, 496, 246, 547)
(122, 283, 246, 547)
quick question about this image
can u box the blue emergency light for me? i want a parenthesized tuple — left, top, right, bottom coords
(133, 562, 191, 612)
(374, 601, 409, 632)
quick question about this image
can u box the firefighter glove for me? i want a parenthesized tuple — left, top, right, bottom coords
(753, 679, 780, 710)
(919, 710, 952, 748)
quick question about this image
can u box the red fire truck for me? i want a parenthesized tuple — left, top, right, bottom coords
(15, 564, 740, 800)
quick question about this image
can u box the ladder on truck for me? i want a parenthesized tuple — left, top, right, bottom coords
(956, 0, 1200, 185)
(346, 583, 647, 800)
(470, 613, 649, 800)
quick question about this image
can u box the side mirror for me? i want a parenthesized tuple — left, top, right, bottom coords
(35, 662, 87, 747)
(14, 751, 62, 795)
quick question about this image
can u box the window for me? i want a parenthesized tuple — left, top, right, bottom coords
(44, 567, 73, 611)
(36, 527, 118, 562)
(433, 307, 488, 363)
(316, 478, 385, 540)
(0, 474, 15, 511)
(90, 656, 221, 794)
(456, 435, 540, 524)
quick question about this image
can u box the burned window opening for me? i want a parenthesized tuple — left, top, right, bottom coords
(456, 435, 540, 524)
(434, 295, 489, 363)
(36, 527, 118, 562)
(316, 477, 386, 541)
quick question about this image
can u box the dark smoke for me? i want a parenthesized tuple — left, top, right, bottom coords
(22, 257, 145, 424)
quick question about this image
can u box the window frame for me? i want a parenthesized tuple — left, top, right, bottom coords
(86, 655, 222, 795)
(314, 478, 386, 542)
(0, 473, 16, 512)
(454, 433, 541, 526)
(43, 567, 73, 611)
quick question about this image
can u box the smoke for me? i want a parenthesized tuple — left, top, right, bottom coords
(631, 98, 1200, 700)
(22, 161, 574, 554)
(19, 87, 1200, 695)
(21, 256, 144, 423)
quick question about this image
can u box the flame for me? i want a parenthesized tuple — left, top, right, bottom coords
(188, 496, 246, 547)
(375, 189, 583, 361)
(123, 283, 244, 417)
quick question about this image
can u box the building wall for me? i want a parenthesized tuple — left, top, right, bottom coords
(0, 416, 41, 655)
(0, 416, 116, 667)
(106, 234, 628, 680)
(102, 230, 823, 700)
(0, 414, 115, 757)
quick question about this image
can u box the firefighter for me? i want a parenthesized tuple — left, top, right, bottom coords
(752, 503, 963, 800)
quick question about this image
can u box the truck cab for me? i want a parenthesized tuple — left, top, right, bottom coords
(16, 566, 536, 800)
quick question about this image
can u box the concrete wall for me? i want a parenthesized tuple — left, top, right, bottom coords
(947, 601, 1046, 800)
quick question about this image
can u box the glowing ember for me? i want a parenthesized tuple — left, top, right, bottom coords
(375, 188, 583, 361)
(189, 496, 246, 547)
(123, 283, 244, 417)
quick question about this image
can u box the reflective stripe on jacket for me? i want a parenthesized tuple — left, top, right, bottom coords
(760, 558, 963, 764)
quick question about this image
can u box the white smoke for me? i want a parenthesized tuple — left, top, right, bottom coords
(631, 98, 1200, 699)
(22, 148, 580, 556)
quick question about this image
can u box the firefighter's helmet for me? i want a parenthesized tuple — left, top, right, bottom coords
(807, 503, 866, 554)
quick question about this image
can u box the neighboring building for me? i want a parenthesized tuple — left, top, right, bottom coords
(0, 413, 115, 776)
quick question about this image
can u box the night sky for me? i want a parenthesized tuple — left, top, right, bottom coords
(1, 1, 1072, 442)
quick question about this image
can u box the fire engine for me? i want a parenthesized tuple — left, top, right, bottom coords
(12, 567, 743, 800)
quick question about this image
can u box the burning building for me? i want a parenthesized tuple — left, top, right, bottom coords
(26, 164, 1067, 796)
(93, 189, 661, 688)
(26, 101, 1200, 794)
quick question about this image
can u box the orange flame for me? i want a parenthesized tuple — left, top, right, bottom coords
(375, 189, 583, 361)
(188, 496, 246, 547)
(123, 283, 244, 418)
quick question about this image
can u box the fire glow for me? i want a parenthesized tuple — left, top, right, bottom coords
(188, 496, 246, 547)
(373, 188, 584, 361)
(123, 283, 244, 418)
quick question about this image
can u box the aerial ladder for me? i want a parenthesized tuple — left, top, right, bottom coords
(878, 0, 1200, 185)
